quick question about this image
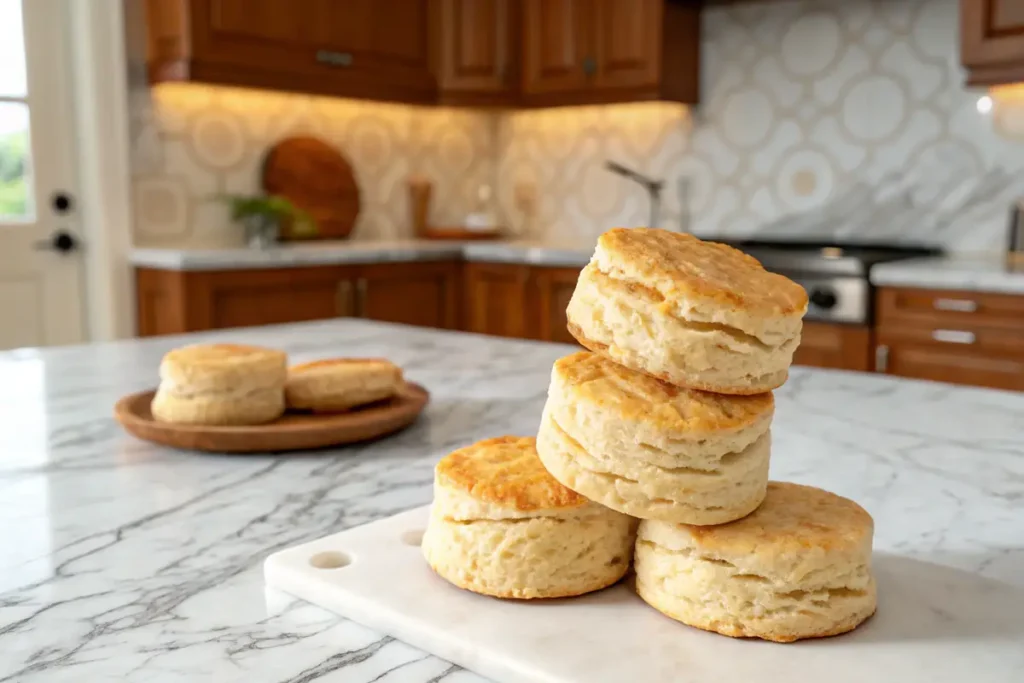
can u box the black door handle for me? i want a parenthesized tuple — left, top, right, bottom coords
(34, 230, 80, 254)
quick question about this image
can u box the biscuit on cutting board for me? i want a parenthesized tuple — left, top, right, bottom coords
(566, 228, 808, 395)
(151, 343, 287, 425)
(536, 351, 772, 525)
(285, 358, 403, 413)
(635, 481, 877, 643)
(422, 436, 637, 599)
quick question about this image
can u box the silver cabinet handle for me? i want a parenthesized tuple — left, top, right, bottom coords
(933, 298, 977, 312)
(336, 280, 354, 317)
(932, 329, 976, 344)
(316, 50, 353, 67)
(874, 344, 889, 373)
(355, 278, 368, 318)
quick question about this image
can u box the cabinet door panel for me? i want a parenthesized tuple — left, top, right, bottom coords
(464, 264, 531, 338)
(208, 0, 312, 44)
(358, 263, 459, 330)
(437, 0, 515, 97)
(593, 0, 660, 89)
(211, 281, 342, 329)
(522, 0, 590, 95)
(882, 344, 1024, 391)
(961, 0, 1024, 73)
(533, 267, 582, 345)
(792, 323, 871, 371)
(194, 0, 320, 67)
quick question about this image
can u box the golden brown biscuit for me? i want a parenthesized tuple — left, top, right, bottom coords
(566, 228, 808, 394)
(422, 436, 636, 599)
(635, 482, 877, 643)
(151, 343, 287, 425)
(536, 351, 772, 525)
(285, 358, 402, 412)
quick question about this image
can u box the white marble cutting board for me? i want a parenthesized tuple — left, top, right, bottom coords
(264, 506, 1024, 683)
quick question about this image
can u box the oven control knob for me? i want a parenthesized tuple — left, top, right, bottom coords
(810, 288, 837, 309)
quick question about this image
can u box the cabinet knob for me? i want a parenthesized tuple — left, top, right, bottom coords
(316, 50, 353, 67)
(582, 56, 597, 77)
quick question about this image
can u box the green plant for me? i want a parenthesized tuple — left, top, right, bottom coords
(215, 194, 317, 237)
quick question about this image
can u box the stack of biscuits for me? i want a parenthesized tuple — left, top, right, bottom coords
(423, 228, 877, 643)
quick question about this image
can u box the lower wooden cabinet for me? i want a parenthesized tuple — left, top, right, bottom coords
(135, 261, 460, 336)
(358, 262, 460, 329)
(792, 322, 872, 372)
(462, 263, 533, 339)
(462, 262, 583, 343)
(874, 287, 1024, 391)
(530, 266, 581, 344)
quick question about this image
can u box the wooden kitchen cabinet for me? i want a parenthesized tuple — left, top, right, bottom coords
(792, 323, 872, 372)
(521, 0, 699, 105)
(147, 0, 435, 103)
(521, 0, 592, 97)
(434, 0, 519, 105)
(960, 0, 1024, 85)
(874, 287, 1024, 391)
(135, 262, 460, 336)
(532, 266, 582, 344)
(356, 262, 460, 329)
(462, 263, 533, 338)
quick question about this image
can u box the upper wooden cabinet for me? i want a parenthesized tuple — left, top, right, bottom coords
(147, 0, 700, 107)
(147, 0, 435, 103)
(961, 0, 1024, 85)
(522, 0, 699, 105)
(434, 0, 519, 105)
(521, 0, 592, 97)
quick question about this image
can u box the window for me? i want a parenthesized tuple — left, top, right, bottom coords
(0, 0, 31, 220)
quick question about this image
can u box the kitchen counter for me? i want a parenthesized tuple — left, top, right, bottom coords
(130, 239, 595, 271)
(2, 320, 1023, 682)
(871, 254, 1024, 294)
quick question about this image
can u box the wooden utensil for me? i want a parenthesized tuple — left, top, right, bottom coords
(114, 383, 428, 453)
(262, 136, 361, 240)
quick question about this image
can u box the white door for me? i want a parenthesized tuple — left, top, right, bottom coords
(0, 0, 84, 349)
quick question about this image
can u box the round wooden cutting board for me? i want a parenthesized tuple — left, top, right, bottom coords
(114, 383, 428, 454)
(261, 135, 361, 240)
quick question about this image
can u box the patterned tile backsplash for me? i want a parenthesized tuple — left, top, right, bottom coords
(130, 0, 1024, 252)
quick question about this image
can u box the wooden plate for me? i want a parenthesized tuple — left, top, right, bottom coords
(114, 383, 429, 454)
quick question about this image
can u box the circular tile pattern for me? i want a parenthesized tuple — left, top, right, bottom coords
(777, 149, 836, 211)
(781, 11, 843, 77)
(720, 90, 774, 148)
(190, 110, 247, 169)
(842, 75, 907, 142)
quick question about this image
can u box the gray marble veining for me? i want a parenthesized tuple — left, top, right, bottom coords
(871, 255, 1024, 294)
(1, 320, 1022, 682)
(129, 240, 594, 272)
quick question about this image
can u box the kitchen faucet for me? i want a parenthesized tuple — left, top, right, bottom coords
(605, 161, 663, 228)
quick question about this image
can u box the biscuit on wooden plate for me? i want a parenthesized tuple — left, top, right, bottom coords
(635, 482, 877, 642)
(566, 228, 808, 395)
(422, 436, 636, 599)
(285, 358, 403, 413)
(151, 343, 287, 425)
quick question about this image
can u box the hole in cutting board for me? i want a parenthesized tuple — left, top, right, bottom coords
(309, 551, 351, 569)
(400, 529, 425, 546)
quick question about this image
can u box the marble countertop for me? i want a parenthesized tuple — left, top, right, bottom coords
(871, 254, 1024, 294)
(2, 320, 1023, 682)
(130, 239, 595, 271)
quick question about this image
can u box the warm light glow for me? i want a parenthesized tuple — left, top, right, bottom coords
(976, 95, 993, 114)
